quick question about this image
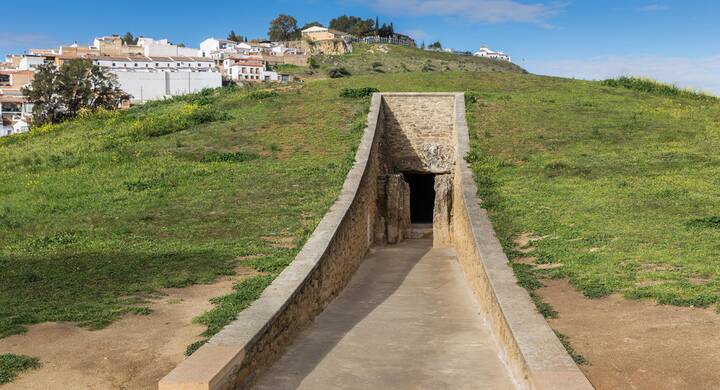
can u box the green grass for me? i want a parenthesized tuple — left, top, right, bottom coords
(0, 84, 365, 339)
(3, 44, 720, 375)
(0, 354, 41, 384)
(315, 43, 525, 76)
(554, 332, 588, 365)
(602, 76, 716, 101)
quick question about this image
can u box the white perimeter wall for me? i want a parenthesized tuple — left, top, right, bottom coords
(144, 43, 202, 57)
(113, 71, 221, 102)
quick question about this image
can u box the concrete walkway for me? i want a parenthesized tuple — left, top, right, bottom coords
(253, 239, 516, 390)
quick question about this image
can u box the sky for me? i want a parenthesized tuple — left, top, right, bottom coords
(3, 0, 720, 93)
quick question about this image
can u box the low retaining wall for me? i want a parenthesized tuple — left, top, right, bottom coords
(159, 94, 384, 390)
(450, 93, 593, 389)
(159, 93, 593, 390)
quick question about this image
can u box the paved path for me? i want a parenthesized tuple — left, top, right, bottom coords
(254, 239, 516, 390)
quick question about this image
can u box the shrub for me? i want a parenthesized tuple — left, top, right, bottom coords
(308, 57, 320, 69)
(686, 216, 720, 228)
(130, 104, 228, 139)
(601, 76, 716, 101)
(421, 60, 435, 72)
(465, 91, 480, 105)
(340, 87, 379, 98)
(327, 67, 351, 78)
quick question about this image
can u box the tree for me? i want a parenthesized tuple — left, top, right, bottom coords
(227, 30, 241, 43)
(300, 21, 324, 30)
(378, 23, 394, 38)
(421, 41, 426, 50)
(428, 41, 442, 50)
(329, 15, 375, 37)
(268, 14, 299, 41)
(22, 60, 127, 126)
(121, 32, 138, 45)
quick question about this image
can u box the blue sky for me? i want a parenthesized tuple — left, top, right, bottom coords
(3, 0, 720, 93)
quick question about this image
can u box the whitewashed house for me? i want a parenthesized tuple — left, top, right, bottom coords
(89, 56, 220, 103)
(225, 57, 278, 82)
(473, 46, 511, 61)
(0, 116, 29, 137)
(18, 55, 46, 70)
(137, 37, 201, 57)
(13, 118, 29, 133)
(200, 38, 239, 59)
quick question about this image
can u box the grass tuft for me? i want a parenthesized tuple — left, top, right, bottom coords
(340, 87, 379, 98)
(602, 76, 716, 101)
(553, 331, 589, 365)
(0, 354, 41, 384)
(186, 274, 274, 356)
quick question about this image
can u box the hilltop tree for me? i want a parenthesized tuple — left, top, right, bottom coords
(421, 41, 426, 50)
(22, 60, 127, 126)
(329, 15, 375, 37)
(227, 30, 242, 43)
(428, 41, 442, 50)
(121, 32, 138, 45)
(268, 14, 300, 41)
(300, 21, 324, 30)
(378, 22, 394, 38)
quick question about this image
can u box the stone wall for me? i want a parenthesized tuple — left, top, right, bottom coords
(381, 95, 455, 174)
(159, 94, 385, 390)
(159, 93, 593, 390)
(285, 39, 352, 55)
(450, 94, 594, 390)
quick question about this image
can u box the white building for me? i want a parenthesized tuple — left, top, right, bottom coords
(1, 116, 30, 137)
(13, 118, 29, 133)
(473, 46, 511, 61)
(225, 57, 278, 82)
(18, 55, 46, 70)
(114, 71, 221, 102)
(89, 56, 220, 103)
(137, 37, 201, 57)
(91, 56, 215, 71)
(200, 38, 238, 59)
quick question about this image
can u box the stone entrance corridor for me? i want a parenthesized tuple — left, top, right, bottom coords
(253, 239, 515, 389)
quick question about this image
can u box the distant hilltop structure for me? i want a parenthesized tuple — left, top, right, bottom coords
(473, 45, 511, 62)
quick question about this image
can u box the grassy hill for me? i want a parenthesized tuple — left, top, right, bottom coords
(283, 43, 525, 77)
(2, 44, 720, 369)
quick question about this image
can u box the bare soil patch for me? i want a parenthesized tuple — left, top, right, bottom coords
(539, 278, 720, 390)
(0, 267, 257, 389)
(261, 235, 297, 249)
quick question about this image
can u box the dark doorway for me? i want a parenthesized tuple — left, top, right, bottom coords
(404, 173, 436, 224)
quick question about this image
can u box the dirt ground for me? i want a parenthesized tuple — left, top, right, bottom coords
(0, 268, 256, 389)
(539, 279, 720, 390)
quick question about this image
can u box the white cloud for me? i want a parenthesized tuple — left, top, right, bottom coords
(524, 55, 720, 95)
(365, 0, 563, 27)
(638, 4, 669, 12)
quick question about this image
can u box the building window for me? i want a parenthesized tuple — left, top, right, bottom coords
(112, 63, 116, 66)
